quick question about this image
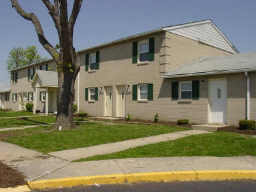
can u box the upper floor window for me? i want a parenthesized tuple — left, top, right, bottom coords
(85, 51, 100, 71)
(89, 53, 97, 70)
(132, 37, 155, 64)
(138, 40, 149, 62)
(11, 71, 18, 83)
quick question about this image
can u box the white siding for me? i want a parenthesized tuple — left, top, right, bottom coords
(165, 22, 236, 54)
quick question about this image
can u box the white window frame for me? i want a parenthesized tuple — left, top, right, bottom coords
(28, 92, 33, 102)
(89, 52, 97, 70)
(180, 81, 193, 100)
(138, 39, 149, 63)
(40, 91, 46, 102)
(12, 93, 17, 102)
(23, 92, 28, 102)
(138, 84, 148, 101)
(89, 88, 96, 102)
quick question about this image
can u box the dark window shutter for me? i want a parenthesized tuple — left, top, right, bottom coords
(148, 83, 153, 101)
(95, 87, 98, 101)
(96, 51, 100, 70)
(132, 84, 137, 101)
(85, 54, 89, 71)
(85, 88, 88, 101)
(172, 81, 179, 100)
(148, 37, 155, 61)
(192, 80, 200, 100)
(132, 42, 138, 64)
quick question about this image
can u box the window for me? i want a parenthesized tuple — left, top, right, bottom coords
(45, 64, 48, 71)
(180, 81, 192, 99)
(89, 53, 97, 70)
(28, 92, 33, 101)
(23, 92, 28, 102)
(12, 71, 18, 83)
(138, 84, 148, 100)
(39, 65, 43, 70)
(12, 93, 17, 102)
(89, 88, 97, 101)
(138, 40, 149, 62)
(5, 93, 9, 101)
(40, 91, 46, 102)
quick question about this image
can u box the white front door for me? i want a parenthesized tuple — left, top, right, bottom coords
(117, 86, 126, 118)
(105, 87, 113, 116)
(209, 79, 227, 124)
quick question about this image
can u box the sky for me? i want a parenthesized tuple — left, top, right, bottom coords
(0, 0, 255, 89)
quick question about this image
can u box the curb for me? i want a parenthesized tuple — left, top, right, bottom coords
(28, 170, 256, 190)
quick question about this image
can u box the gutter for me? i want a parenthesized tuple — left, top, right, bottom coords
(245, 72, 250, 120)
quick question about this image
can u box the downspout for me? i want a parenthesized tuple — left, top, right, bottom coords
(245, 72, 250, 120)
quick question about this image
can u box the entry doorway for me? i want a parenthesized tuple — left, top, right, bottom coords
(116, 86, 126, 118)
(104, 87, 113, 116)
(208, 79, 227, 124)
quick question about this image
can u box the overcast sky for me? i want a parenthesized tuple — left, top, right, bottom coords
(0, 0, 255, 89)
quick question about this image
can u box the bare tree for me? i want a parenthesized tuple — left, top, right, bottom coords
(10, 0, 83, 129)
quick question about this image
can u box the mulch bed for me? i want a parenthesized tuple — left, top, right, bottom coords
(0, 161, 26, 188)
(89, 117, 192, 128)
(218, 126, 256, 135)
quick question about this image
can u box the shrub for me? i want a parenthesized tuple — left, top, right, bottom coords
(77, 112, 88, 118)
(72, 104, 78, 113)
(154, 113, 159, 123)
(177, 119, 189, 125)
(126, 113, 131, 121)
(239, 120, 256, 130)
(25, 103, 33, 112)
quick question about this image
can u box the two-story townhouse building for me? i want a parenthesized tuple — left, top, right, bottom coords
(1, 19, 255, 126)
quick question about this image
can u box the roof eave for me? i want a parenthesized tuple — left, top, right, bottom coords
(162, 68, 256, 79)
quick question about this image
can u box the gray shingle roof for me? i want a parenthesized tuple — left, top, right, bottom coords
(34, 70, 58, 87)
(163, 52, 256, 78)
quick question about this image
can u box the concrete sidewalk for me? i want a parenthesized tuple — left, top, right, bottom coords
(39, 156, 256, 180)
(49, 130, 209, 161)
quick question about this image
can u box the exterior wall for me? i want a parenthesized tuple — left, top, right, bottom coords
(0, 92, 10, 109)
(9, 61, 56, 111)
(250, 72, 256, 121)
(161, 32, 232, 73)
(78, 31, 233, 124)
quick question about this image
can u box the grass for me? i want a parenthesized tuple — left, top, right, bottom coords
(75, 132, 256, 162)
(0, 116, 56, 128)
(1, 122, 188, 153)
(0, 111, 34, 117)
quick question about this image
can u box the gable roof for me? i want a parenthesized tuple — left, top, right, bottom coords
(162, 52, 256, 78)
(10, 19, 238, 72)
(163, 20, 238, 54)
(32, 70, 58, 88)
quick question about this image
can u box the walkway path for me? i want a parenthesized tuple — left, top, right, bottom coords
(0, 125, 50, 132)
(49, 130, 209, 161)
(40, 156, 256, 180)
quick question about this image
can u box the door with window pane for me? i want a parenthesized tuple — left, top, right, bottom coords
(117, 86, 126, 117)
(104, 87, 113, 116)
(209, 79, 227, 124)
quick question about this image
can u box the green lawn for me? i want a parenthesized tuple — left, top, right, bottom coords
(0, 116, 56, 128)
(75, 132, 256, 162)
(0, 111, 34, 117)
(2, 122, 188, 153)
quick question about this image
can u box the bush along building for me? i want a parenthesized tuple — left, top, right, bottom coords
(1, 20, 255, 126)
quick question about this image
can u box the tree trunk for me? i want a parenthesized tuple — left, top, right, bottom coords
(56, 69, 76, 130)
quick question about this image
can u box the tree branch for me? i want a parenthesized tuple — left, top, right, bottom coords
(41, 0, 61, 37)
(69, 0, 83, 37)
(10, 0, 59, 62)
